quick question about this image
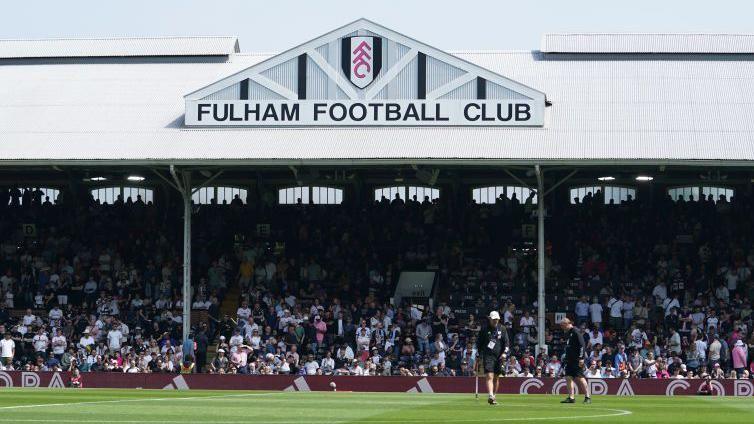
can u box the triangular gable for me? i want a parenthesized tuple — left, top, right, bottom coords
(185, 19, 546, 126)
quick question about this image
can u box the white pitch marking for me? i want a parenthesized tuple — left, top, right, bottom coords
(0, 392, 279, 411)
(0, 400, 632, 423)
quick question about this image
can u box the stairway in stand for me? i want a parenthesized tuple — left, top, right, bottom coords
(205, 281, 241, 370)
(220, 281, 241, 318)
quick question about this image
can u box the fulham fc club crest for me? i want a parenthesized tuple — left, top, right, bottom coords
(341, 36, 382, 89)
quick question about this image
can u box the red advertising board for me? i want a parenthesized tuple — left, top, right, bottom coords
(0, 372, 752, 397)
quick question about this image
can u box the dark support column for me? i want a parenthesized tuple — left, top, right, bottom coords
(476, 77, 486, 100)
(239, 79, 249, 100)
(297, 54, 307, 100)
(417, 52, 426, 99)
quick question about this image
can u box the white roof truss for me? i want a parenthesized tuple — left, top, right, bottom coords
(185, 18, 546, 103)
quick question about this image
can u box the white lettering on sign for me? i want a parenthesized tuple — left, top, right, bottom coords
(185, 100, 544, 127)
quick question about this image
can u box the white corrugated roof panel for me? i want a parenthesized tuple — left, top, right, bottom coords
(2, 39, 754, 164)
(541, 33, 754, 54)
(0, 36, 239, 58)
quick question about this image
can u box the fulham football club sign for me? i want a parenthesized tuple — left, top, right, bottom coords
(341, 36, 382, 88)
(184, 19, 546, 127)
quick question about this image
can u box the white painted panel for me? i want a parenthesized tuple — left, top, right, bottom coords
(202, 83, 239, 100)
(373, 85, 388, 100)
(439, 80, 474, 100)
(248, 80, 284, 100)
(261, 58, 298, 94)
(426, 56, 465, 92)
(306, 56, 328, 99)
(392, 56, 418, 99)
(487, 81, 530, 100)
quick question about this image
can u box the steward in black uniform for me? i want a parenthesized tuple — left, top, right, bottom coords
(477, 319, 510, 374)
(563, 325, 585, 378)
(559, 317, 591, 404)
(476, 311, 509, 405)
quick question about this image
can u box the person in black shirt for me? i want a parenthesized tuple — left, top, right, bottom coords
(476, 311, 509, 405)
(559, 317, 591, 404)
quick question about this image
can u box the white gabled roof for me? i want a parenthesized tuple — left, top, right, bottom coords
(187, 18, 545, 103)
(541, 33, 754, 54)
(2, 30, 754, 165)
(0, 36, 239, 58)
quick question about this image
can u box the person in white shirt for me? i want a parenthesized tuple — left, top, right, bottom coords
(621, 296, 635, 329)
(107, 327, 123, 352)
(0, 272, 13, 292)
(51, 328, 67, 359)
(131, 295, 144, 309)
(574, 296, 590, 326)
(32, 329, 49, 353)
(706, 310, 719, 333)
(629, 326, 647, 350)
(229, 329, 244, 353)
(607, 296, 623, 330)
(242, 320, 259, 341)
(236, 301, 252, 322)
(714, 284, 729, 304)
(667, 328, 682, 355)
(248, 329, 262, 351)
(304, 355, 320, 375)
(708, 335, 722, 365)
(644, 352, 658, 378)
(356, 328, 371, 352)
(586, 328, 603, 348)
(98, 251, 112, 273)
(694, 338, 708, 363)
(192, 296, 211, 310)
(546, 355, 561, 376)
(78, 330, 95, 350)
(662, 295, 680, 318)
(585, 361, 602, 378)
(589, 298, 603, 328)
(519, 311, 535, 335)
(349, 359, 364, 376)
(22, 309, 37, 327)
(725, 268, 739, 293)
(652, 282, 668, 305)
(0, 333, 15, 366)
(124, 360, 140, 373)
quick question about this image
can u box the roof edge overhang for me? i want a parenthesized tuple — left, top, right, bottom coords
(0, 159, 751, 167)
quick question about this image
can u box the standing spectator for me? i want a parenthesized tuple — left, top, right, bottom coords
(195, 325, 209, 373)
(32, 328, 49, 356)
(51, 328, 67, 360)
(107, 325, 123, 353)
(622, 295, 635, 329)
(667, 328, 681, 356)
(708, 334, 721, 369)
(519, 311, 535, 335)
(589, 297, 603, 329)
(0, 333, 15, 366)
(313, 315, 327, 353)
(574, 296, 589, 326)
(416, 320, 431, 354)
(607, 295, 623, 330)
(732, 340, 747, 376)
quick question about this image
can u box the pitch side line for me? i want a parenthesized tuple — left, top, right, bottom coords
(0, 392, 280, 411)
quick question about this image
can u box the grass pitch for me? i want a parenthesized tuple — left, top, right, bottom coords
(0, 389, 751, 423)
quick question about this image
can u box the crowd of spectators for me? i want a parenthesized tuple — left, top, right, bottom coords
(0, 185, 752, 381)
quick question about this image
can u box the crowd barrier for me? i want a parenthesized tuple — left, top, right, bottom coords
(0, 372, 752, 396)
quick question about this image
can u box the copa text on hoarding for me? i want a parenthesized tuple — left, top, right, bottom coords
(185, 100, 544, 127)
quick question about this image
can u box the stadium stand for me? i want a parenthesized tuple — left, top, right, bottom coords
(0, 186, 752, 380)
